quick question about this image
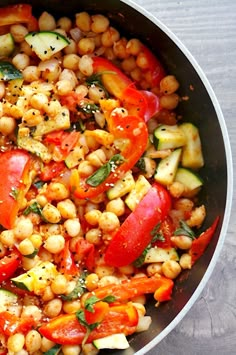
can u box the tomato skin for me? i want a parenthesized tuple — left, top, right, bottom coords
(140, 44, 166, 86)
(104, 183, 172, 267)
(39, 303, 138, 345)
(0, 249, 21, 282)
(154, 216, 175, 249)
(0, 311, 36, 336)
(0, 149, 31, 229)
(40, 161, 66, 182)
(190, 216, 220, 265)
(140, 90, 160, 121)
(59, 240, 79, 277)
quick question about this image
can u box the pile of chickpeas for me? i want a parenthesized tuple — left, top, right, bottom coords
(0, 9, 207, 355)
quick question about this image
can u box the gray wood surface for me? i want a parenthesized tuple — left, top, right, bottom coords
(134, 0, 236, 354)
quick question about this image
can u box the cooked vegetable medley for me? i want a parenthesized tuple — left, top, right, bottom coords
(0, 4, 219, 354)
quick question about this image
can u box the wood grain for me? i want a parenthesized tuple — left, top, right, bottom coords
(134, 0, 236, 354)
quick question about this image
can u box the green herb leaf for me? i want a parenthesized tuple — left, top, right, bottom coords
(86, 154, 125, 187)
(61, 273, 87, 301)
(25, 249, 38, 259)
(76, 309, 100, 331)
(33, 180, 44, 189)
(102, 295, 116, 304)
(86, 71, 116, 98)
(23, 202, 42, 216)
(84, 294, 116, 312)
(150, 222, 165, 242)
(133, 247, 149, 268)
(43, 344, 61, 355)
(174, 220, 196, 239)
(135, 157, 146, 172)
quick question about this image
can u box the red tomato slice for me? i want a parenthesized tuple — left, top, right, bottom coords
(104, 183, 172, 267)
(140, 90, 160, 121)
(0, 150, 31, 229)
(40, 161, 66, 182)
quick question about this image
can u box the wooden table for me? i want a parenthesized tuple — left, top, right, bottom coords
(134, 0, 236, 354)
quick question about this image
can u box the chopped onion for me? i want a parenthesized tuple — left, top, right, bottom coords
(70, 27, 83, 42)
(38, 58, 60, 72)
(136, 316, 152, 332)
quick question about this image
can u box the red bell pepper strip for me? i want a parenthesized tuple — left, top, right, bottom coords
(139, 44, 166, 87)
(140, 90, 160, 121)
(0, 4, 38, 31)
(76, 239, 95, 271)
(39, 303, 138, 345)
(0, 249, 21, 282)
(88, 274, 174, 303)
(59, 240, 79, 277)
(92, 56, 132, 99)
(0, 311, 36, 336)
(0, 149, 31, 229)
(84, 301, 109, 325)
(154, 216, 175, 249)
(189, 216, 220, 265)
(104, 183, 172, 267)
(40, 161, 66, 182)
(72, 113, 148, 199)
(44, 130, 80, 158)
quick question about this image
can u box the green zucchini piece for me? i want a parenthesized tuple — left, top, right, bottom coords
(154, 148, 182, 186)
(25, 31, 70, 61)
(107, 171, 135, 200)
(179, 122, 204, 169)
(174, 167, 203, 196)
(17, 135, 51, 163)
(0, 288, 18, 312)
(125, 175, 151, 211)
(0, 61, 22, 81)
(153, 124, 186, 150)
(0, 33, 14, 57)
(11, 261, 58, 292)
(144, 247, 179, 263)
(33, 108, 70, 138)
(93, 333, 130, 350)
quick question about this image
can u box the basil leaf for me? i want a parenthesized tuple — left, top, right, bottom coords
(135, 157, 146, 172)
(84, 294, 117, 312)
(23, 202, 42, 216)
(86, 162, 111, 187)
(76, 309, 100, 331)
(61, 273, 87, 301)
(174, 220, 196, 239)
(102, 295, 116, 303)
(43, 344, 61, 355)
(133, 247, 150, 268)
(33, 180, 44, 189)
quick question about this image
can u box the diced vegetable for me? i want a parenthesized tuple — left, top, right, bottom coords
(0, 61, 22, 81)
(154, 124, 186, 150)
(154, 148, 182, 186)
(93, 333, 130, 349)
(107, 171, 135, 200)
(125, 175, 151, 211)
(33, 108, 70, 137)
(179, 122, 204, 168)
(144, 247, 179, 263)
(0, 33, 14, 57)
(0, 289, 17, 312)
(17, 135, 52, 163)
(25, 31, 70, 61)
(174, 167, 203, 196)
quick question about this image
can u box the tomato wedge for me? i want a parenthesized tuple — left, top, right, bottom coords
(39, 303, 138, 345)
(104, 183, 172, 267)
(0, 149, 31, 229)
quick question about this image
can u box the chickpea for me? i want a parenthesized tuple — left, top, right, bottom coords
(0, 116, 16, 135)
(10, 24, 28, 42)
(126, 38, 142, 56)
(56, 79, 74, 95)
(101, 27, 120, 47)
(7, 333, 25, 352)
(42, 286, 54, 302)
(44, 234, 65, 253)
(38, 11, 56, 31)
(44, 298, 63, 317)
(22, 255, 40, 271)
(75, 12, 91, 32)
(30, 93, 49, 110)
(85, 228, 102, 245)
(136, 51, 150, 70)
(130, 67, 142, 82)
(98, 275, 119, 287)
(57, 199, 77, 219)
(75, 84, 89, 97)
(22, 66, 40, 82)
(41, 337, 56, 352)
(142, 157, 157, 178)
(63, 300, 81, 314)
(78, 161, 95, 177)
(18, 238, 35, 256)
(64, 218, 81, 237)
(85, 273, 99, 291)
(171, 235, 193, 250)
(57, 17, 72, 32)
(146, 262, 163, 276)
(77, 38, 95, 55)
(94, 265, 115, 279)
(0, 82, 5, 100)
(22, 108, 43, 126)
(113, 38, 129, 59)
(12, 53, 30, 70)
(87, 148, 107, 167)
(25, 330, 42, 353)
(14, 218, 33, 240)
(91, 14, 109, 33)
(98, 211, 120, 232)
(63, 54, 80, 71)
(162, 260, 181, 279)
(62, 344, 82, 355)
(121, 56, 137, 72)
(160, 75, 180, 95)
(88, 85, 106, 103)
(169, 181, 185, 198)
(160, 93, 179, 110)
(20, 40, 34, 56)
(42, 203, 61, 224)
(64, 39, 77, 55)
(21, 305, 42, 322)
(78, 54, 94, 76)
(46, 182, 69, 201)
(106, 198, 125, 217)
(187, 205, 206, 228)
(118, 264, 135, 275)
(180, 253, 192, 269)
